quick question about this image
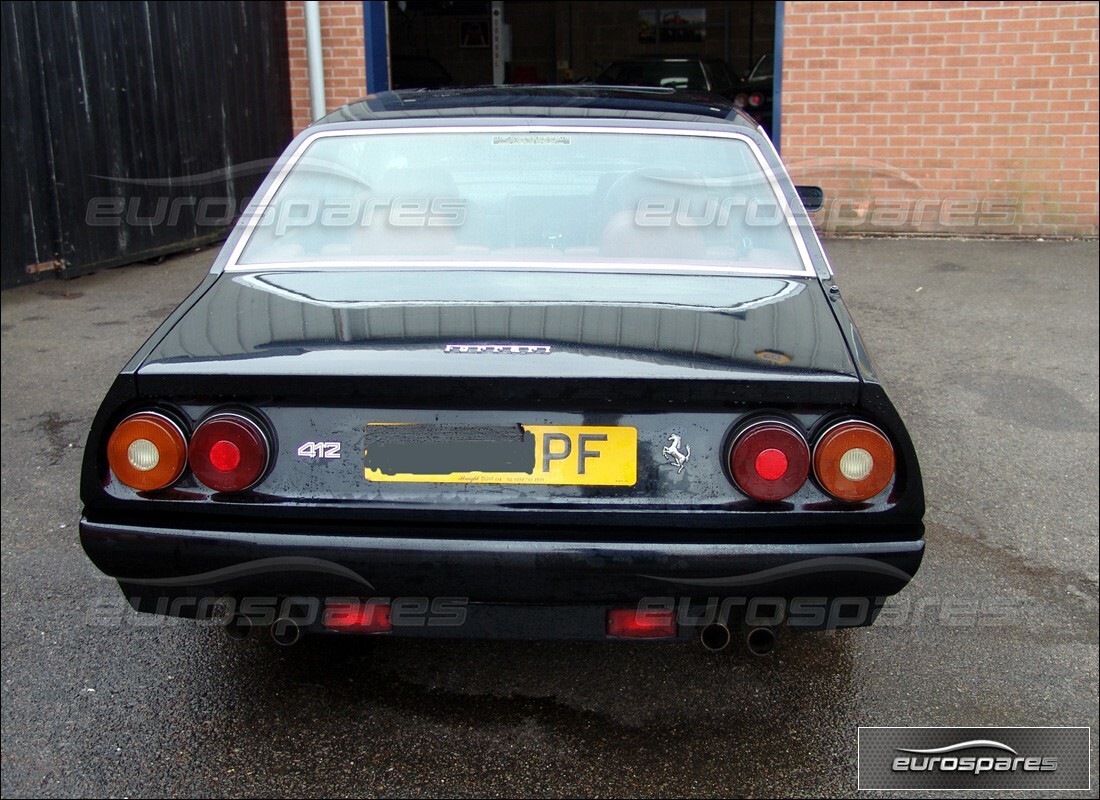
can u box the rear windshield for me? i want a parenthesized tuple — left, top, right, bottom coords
(236, 129, 807, 273)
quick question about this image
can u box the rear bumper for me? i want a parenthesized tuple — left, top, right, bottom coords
(81, 516, 923, 636)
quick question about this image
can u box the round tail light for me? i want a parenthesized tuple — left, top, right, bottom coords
(107, 411, 188, 492)
(748, 92, 765, 108)
(728, 420, 810, 502)
(189, 412, 271, 493)
(813, 421, 895, 502)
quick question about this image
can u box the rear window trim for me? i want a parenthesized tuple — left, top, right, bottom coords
(225, 125, 816, 278)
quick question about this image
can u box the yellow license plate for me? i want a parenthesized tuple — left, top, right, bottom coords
(363, 424, 637, 485)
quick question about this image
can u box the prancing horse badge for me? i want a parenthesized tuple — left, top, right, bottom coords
(662, 434, 691, 473)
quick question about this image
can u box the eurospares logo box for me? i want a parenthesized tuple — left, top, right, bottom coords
(857, 727, 1091, 791)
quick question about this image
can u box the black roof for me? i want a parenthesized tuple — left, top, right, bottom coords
(318, 85, 748, 125)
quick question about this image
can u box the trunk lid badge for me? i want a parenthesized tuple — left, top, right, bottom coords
(444, 344, 552, 354)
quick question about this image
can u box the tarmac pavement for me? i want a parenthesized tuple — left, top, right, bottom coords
(1, 237, 1097, 798)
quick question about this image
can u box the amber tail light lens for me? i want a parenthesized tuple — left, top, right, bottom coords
(107, 412, 188, 492)
(189, 412, 271, 493)
(813, 421, 896, 502)
(728, 420, 811, 502)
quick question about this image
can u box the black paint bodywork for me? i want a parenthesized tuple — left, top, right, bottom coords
(79, 88, 924, 640)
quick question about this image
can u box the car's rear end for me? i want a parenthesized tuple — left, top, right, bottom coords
(79, 91, 924, 649)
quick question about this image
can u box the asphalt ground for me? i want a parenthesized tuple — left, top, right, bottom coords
(2, 238, 1097, 798)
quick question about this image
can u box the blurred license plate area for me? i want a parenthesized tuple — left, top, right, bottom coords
(363, 423, 637, 485)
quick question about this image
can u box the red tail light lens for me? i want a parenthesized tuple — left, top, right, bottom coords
(189, 412, 270, 493)
(323, 601, 392, 633)
(748, 92, 765, 107)
(607, 608, 678, 639)
(106, 411, 187, 491)
(813, 420, 895, 502)
(728, 420, 810, 502)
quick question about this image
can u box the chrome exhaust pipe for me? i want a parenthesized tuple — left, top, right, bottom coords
(700, 622, 732, 652)
(744, 626, 777, 657)
(224, 613, 252, 641)
(270, 617, 302, 647)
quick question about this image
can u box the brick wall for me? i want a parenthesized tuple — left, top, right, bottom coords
(781, 1, 1099, 237)
(286, 1, 368, 133)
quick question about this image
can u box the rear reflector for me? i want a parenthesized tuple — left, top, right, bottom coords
(323, 601, 392, 633)
(728, 419, 810, 502)
(813, 420, 896, 502)
(755, 448, 789, 481)
(106, 411, 187, 492)
(208, 439, 241, 472)
(189, 412, 270, 493)
(607, 608, 678, 639)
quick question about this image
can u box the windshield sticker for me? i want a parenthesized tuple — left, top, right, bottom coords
(492, 135, 571, 146)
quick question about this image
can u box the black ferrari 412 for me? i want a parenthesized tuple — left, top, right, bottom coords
(80, 87, 924, 653)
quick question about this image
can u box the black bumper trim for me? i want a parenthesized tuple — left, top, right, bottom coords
(81, 517, 924, 604)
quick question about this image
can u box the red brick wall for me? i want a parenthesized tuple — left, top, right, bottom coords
(781, 1, 1099, 237)
(286, 1, 369, 133)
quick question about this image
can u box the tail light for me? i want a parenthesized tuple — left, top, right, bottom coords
(189, 412, 271, 493)
(813, 420, 895, 502)
(748, 92, 765, 108)
(733, 92, 749, 108)
(107, 411, 188, 491)
(728, 419, 810, 502)
(607, 608, 678, 639)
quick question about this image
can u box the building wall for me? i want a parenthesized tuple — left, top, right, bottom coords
(284, 1, 1098, 237)
(781, 1, 1099, 237)
(286, 1, 368, 133)
(285, 1, 774, 129)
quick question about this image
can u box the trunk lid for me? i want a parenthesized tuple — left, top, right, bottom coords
(138, 269, 859, 403)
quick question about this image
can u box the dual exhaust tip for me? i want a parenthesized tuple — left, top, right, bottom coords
(700, 623, 777, 656)
(223, 615, 302, 647)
